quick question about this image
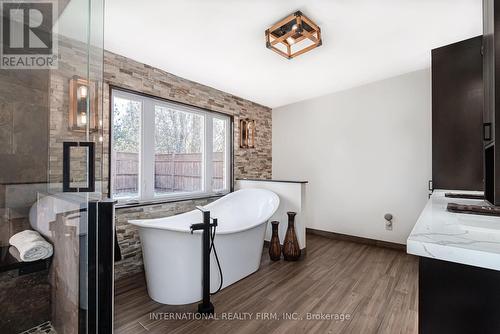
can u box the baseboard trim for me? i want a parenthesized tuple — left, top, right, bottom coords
(306, 228, 406, 251)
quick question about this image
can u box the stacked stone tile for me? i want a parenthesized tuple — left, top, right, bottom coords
(103, 51, 272, 280)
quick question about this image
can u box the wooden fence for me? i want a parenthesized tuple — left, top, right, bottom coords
(113, 151, 224, 195)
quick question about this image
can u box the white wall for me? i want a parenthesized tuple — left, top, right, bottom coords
(236, 180, 307, 249)
(272, 69, 431, 245)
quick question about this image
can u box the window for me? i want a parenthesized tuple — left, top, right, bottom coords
(111, 89, 231, 203)
(111, 95, 141, 200)
(212, 117, 228, 191)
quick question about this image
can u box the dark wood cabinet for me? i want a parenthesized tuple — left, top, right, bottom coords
(483, 0, 500, 204)
(419, 257, 500, 334)
(432, 36, 484, 191)
(483, 0, 495, 146)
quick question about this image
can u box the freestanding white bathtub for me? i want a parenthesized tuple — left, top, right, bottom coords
(129, 188, 280, 305)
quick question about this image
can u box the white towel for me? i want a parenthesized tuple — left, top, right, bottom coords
(9, 230, 53, 262)
(8, 246, 21, 262)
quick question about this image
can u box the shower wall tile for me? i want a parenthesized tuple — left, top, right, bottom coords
(0, 185, 4, 208)
(0, 269, 51, 333)
(0, 69, 49, 184)
(13, 103, 49, 155)
(0, 100, 13, 155)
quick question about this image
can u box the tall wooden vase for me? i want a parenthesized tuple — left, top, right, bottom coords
(283, 212, 301, 261)
(269, 221, 281, 261)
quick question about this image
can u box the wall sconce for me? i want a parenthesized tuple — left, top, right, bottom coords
(69, 76, 98, 132)
(240, 119, 255, 149)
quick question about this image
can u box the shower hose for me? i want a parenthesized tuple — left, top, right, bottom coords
(209, 225, 223, 295)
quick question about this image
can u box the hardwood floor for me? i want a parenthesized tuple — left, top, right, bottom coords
(114, 234, 418, 334)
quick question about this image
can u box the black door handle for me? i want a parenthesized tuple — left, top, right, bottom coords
(63, 141, 95, 192)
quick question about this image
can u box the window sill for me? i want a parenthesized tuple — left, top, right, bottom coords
(115, 192, 228, 209)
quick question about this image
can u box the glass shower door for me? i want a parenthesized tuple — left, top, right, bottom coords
(43, 0, 109, 333)
(0, 0, 110, 332)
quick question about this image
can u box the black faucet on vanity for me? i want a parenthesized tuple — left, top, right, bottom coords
(190, 206, 218, 315)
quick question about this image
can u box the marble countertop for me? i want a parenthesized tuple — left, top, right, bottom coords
(407, 190, 500, 271)
(236, 178, 308, 184)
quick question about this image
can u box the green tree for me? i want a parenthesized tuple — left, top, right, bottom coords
(112, 98, 140, 152)
(155, 106, 202, 154)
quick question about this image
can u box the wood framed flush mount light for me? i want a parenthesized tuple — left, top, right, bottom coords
(265, 10, 322, 59)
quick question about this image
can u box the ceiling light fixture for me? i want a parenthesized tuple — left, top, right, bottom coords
(265, 10, 322, 59)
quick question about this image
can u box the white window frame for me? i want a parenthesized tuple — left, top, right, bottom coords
(111, 88, 232, 204)
(110, 89, 143, 202)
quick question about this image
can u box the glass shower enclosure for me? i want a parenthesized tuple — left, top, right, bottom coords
(0, 0, 112, 333)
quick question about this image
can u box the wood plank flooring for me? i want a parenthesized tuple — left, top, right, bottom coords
(114, 234, 418, 334)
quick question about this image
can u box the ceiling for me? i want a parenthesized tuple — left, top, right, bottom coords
(104, 0, 482, 108)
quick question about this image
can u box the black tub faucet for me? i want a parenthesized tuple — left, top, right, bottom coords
(189, 206, 218, 314)
(190, 207, 218, 233)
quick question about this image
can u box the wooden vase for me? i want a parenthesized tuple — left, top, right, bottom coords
(283, 212, 301, 261)
(269, 221, 281, 261)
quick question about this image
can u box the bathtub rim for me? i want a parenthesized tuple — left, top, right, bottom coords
(128, 189, 279, 235)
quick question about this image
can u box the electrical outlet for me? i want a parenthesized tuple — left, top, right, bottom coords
(384, 213, 393, 231)
(385, 221, 393, 231)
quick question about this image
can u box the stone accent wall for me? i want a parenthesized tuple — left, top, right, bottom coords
(45, 38, 272, 280)
(103, 51, 272, 180)
(103, 51, 272, 280)
(48, 37, 105, 190)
